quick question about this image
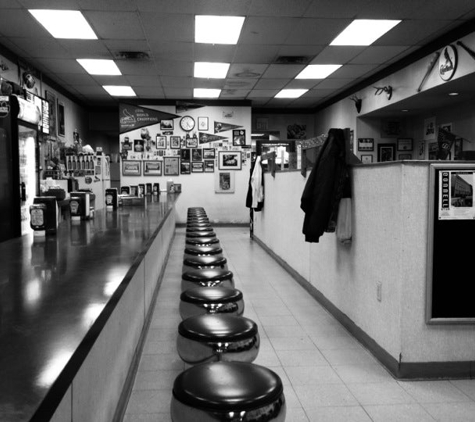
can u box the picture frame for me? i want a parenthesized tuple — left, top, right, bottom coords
(218, 151, 242, 170)
(398, 153, 412, 160)
(203, 148, 215, 159)
(170, 136, 181, 149)
(192, 148, 203, 161)
(156, 135, 167, 149)
(45, 90, 57, 138)
(186, 136, 199, 148)
(204, 160, 215, 172)
(215, 171, 235, 194)
(180, 161, 191, 174)
(232, 129, 246, 146)
(360, 154, 373, 164)
(143, 160, 162, 176)
(397, 138, 413, 151)
(134, 139, 145, 153)
(160, 119, 174, 131)
(198, 117, 209, 131)
(192, 162, 204, 173)
(181, 148, 191, 161)
(164, 156, 179, 176)
(377, 143, 396, 162)
(122, 160, 142, 176)
(358, 138, 374, 151)
(57, 101, 65, 137)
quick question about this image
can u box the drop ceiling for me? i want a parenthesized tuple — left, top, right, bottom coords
(1, 0, 475, 111)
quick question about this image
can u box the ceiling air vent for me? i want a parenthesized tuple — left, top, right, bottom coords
(274, 56, 311, 65)
(114, 51, 150, 60)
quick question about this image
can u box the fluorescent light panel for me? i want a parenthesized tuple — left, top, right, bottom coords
(330, 19, 401, 46)
(275, 89, 308, 98)
(194, 62, 230, 79)
(29, 10, 97, 39)
(77, 59, 121, 75)
(195, 15, 245, 44)
(194, 88, 221, 98)
(296, 64, 342, 79)
(103, 86, 136, 97)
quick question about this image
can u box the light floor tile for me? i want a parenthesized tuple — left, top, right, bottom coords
(451, 380, 475, 400)
(347, 382, 416, 405)
(306, 406, 373, 422)
(285, 366, 344, 386)
(422, 401, 475, 421)
(364, 403, 436, 422)
(295, 383, 359, 408)
(399, 380, 472, 403)
(333, 364, 394, 384)
(276, 349, 328, 367)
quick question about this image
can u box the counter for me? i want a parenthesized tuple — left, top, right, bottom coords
(0, 194, 178, 421)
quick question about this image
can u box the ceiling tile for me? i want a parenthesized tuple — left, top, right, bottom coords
(116, 59, 158, 75)
(39, 58, 85, 74)
(311, 46, 366, 65)
(163, 87, 193, 98)
(305, 88, 336, 97)
(193, 44, 236, 62)
(253, 79, 289, 90)
(249, 0, 313, 17)
(193, 79, 225, 89)
(239, 17, 301, 45)
(78, 0, 137, 11)
(192, 0, 252, 15)
(228, 64, 269, 79)
(304, 0, 373, 18)
(52, 73, 96, 85)
(103, 39, 151, 54)
(57, 40, 111, 57)
(314, 78, 354, 89)
(233, 45, 280, 63)
(375, 20, 454, 46)
(277, 45, 325, 58)
(125, 75, 161, 86)
(350, 46, 411, 65)
(160, 76, 193, 88)
(221, 89, 251, 98)
(224, 79, 258, 90)
(331, 64, 379, 78)
(140, 13, 194, 43)
(285, 18, 352, 45)
(155, 61, 193, 77)
(0, 0, 21, 8)
(85, 11, 145, 40)
(133, 86, 165, 97)
(247, 89, 280, 98)
(285, 79, 319, 89)
(11, 37, 71, 59)
(262, 64, 305, 79)
(0, 9, 52, 38)
(149, 42, 193, 62)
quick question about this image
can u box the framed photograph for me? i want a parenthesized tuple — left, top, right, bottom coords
(398, 153, 412, 160)
(358, 138, 374, 151)
(397, 138, 413, 151)
(233, 129, 246, 146)
(45, 91, 57, 137)
(122, 160, 141, 176)
(377, 143, 396, 162)
(215, 171, 235, 194)
(198, 117, 209, 131)
(57, 101, 65, 137)
(143, 160, 162, 176)
(181, 148, 191, 161)
(192, 162, 204, 173)
(156, 135, 167, 149)
(192, 148, 203, 161)
(164, 156, 179, 176)
(134, 139, 145, 152)
(160, 119, 174, 131)
(186, 136, 199, 148)
(170, 136, 181, 149)
(218, 151, 242, 170)
(203, 148, 215, 159)
(181, 161, 191, 174)
(360, 154, 373, 164)
(204, 160, 215, 172)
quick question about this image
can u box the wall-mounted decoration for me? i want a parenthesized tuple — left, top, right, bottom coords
(256, 117, 268, 131)
(439, 123, 452, 133)
(215, 171, 235, 194)
(192, 148, 202, 161)
(170, 136, 181, 149)
(397, 138, 413, 151)
(160, 119, 174, 131)
(164, 156, 179, 176)
(186, 135, 198, 148)
(287, 124, 306, 139)
(357, 138, 374, 151)
(119, 103, 179, 134)
(204, 160, 215, 172)
(181, 149, 190, 161)
(214, 121, 241, 134)
(424, 117, 436, 141)
(181, 161, 191, 174)
(218, 151, 242, 170)
(180, 115, 195, 132)
(233, 129, 246, 146)
(45, 91, 57, 138)
(122, 160, 142, 176)
(350, 95, 362, 113)
(156, 135, 166, 149)
(199, 132, 227, 144)
(417, 51, 440, 93)
(398, 154, 412, 160)
(198, 117, 208, 131)
(361, 154, 373, 164)
(57, 101, 65, 137)
(377, 143, 396, 162)
(192, 162, 204, 173)
(438, 45, 457, 81)
(380, 119, 402, 138)
(203, 148, 215, 159)
(373, 85, 393, 100)
(134, 139, 145, 152)
(143, 160, 162, 176)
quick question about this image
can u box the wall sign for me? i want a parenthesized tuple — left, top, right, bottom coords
(439, 45, 457, 81)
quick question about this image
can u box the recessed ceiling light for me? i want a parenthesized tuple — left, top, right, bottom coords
(330, 19, 401, 46)
(195, 16, 245, 44)
(194, 88, 221, 98)
(448, 92, 459, 96)
(77, 59, 121, 75)
(296, 65, 342, 79)
(194, 62, 230, 79)
(103, 86, 136, 97)
(29, 10, 97, 39)
(275, 89, 308, 98)
(402, 109, 409, 112)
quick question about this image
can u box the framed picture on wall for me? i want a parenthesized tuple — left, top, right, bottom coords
(164, 156, 179, 176)
(45, 91, 57, 138)
(156, 135, 167, 149)
(204, 160, 215, 172)
(143, 160, 162, 176)
(198, 117, 208, 131)
(181, 148, 191, 161)
(181, 161, 191, 174)
(203, 148, 215, 159)
(397, 138, 413, 151)
(215, 171, 235, 194)
(360, 154, 373, 164)
(218, 151, 241, 170)
(377, 143, 396, 162)
(160, 119, 174, 131)
(170, 136, 181, 149)
(398, 153, 412, 160)
(122, 160, 141, 176)
(358, 138, 374, 151)
(192, 162, 204, 173)
(192, 148, 203, 161)
(232, 129, 246, 146)
(57, 101, 65, 137)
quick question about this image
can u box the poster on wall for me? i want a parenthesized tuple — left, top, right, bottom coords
(215, 171, 235, 193)
(424, 117, 436, 141)
(438, 170, 475, 220)
(57, 101, 65, 137)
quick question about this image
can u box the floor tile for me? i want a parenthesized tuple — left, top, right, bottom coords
(294, 384, 359, 408)
(333, 364, 394, 384)
(306, 406, 373, 422)
(399, 380, 472, 403)
(285, 366, 343, 386)
(364, 403, 436, 422)
(347, 381, 416, 405)
(422, 401, 475, 421)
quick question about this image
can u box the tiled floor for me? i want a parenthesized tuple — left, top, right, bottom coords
(123, 227, 475, 422)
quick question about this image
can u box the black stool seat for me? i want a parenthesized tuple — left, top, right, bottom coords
(182, 255, 227, 274)
(184, 245, 223, 256)
(171, 362, 286, 421)
(182, 269, 234, 290)
(185, 237, 219, 246)
(187, 222, 212, 228)
(186, 231, 216, 238)
(177, 314, 259, 364)
(186, 226, 213, 232)
(180, 287, 244, 319)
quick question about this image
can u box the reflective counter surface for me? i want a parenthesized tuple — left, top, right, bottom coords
(0, 194, 178, 421)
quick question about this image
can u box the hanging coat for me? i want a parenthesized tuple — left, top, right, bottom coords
(300, 128, 349, 243)
(246, 156, 264, 211)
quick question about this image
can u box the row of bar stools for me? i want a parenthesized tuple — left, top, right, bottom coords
(171, 207, 286, 421)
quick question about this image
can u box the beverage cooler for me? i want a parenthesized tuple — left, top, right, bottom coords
(0, 95, 41, 242)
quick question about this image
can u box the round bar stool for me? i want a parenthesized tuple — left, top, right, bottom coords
(185, 230, 216, 239)
(183, 245, 223, 260)
(187, 207, 206, 213)
(186, 226, 213, 233)
(179, 287, 244, 319)
(171, 361, 286, 422)
(182, 269, 234, 291)
(185, 237, 220, 247)
(186, 222, 212, 229)
(177, 314, 259, 364)
(182, 255, 228, 274)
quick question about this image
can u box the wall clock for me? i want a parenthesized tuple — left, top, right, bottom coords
(180, 115, 195, 131)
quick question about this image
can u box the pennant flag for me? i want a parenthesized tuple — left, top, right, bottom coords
(437, 127, 456, 160)
(199, 132, 228, 145)
(176, 101, 205, 114)
(119, 103, 179, 134)
(214, 121, 242, 134)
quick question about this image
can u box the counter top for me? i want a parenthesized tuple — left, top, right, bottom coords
(0, 194, 178, 421)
